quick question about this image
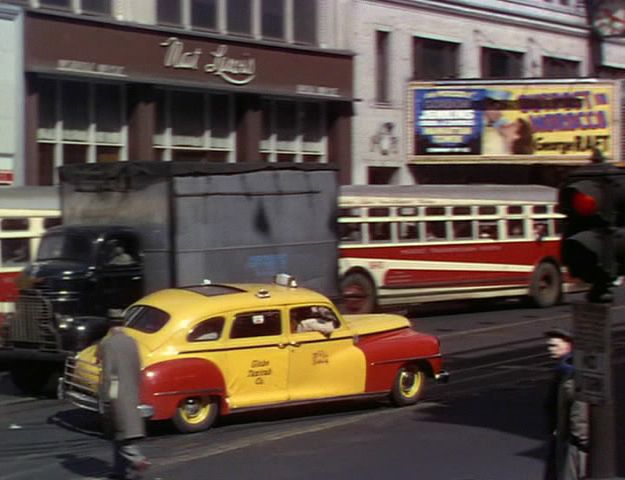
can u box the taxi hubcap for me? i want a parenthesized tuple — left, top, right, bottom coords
(400, 370, 422, 398)
(181, 398, 211, 424)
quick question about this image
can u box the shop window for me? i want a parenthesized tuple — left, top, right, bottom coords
(95, 84, 122, 144)
(481, 47, 523, 79)
(191, 0, 218, 30)
(376, 30, 390, 103)
(260, 98, 326, 163)
(96, 146, 120, 163)
(543, 56, 579, 78)
(38, 79, 56, 141)
(82, 0, 111, 15)
(63, 145, 88, 165)
(38, 143, 55, 186)
(157, 0, 182, 26)
(155, 89, 234, 162)
(413, 37, 458, 80)
(62, 82, 88, 142)
(39, 0, 71, 9)
(262, 0, 285, 40)
(227, 0, 252, 36)
(293, 0, 316, 45)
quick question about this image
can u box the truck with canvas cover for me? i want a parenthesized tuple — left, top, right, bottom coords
(0, 162, 339, 394)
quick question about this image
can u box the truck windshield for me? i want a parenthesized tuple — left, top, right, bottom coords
(37, 233, 93, 262)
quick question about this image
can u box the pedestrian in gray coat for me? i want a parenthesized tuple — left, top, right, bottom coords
(98, 327, 150, 480)
(543, 329, 589, 480)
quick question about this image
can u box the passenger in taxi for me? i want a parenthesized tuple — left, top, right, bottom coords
(291, 306, 337, 336)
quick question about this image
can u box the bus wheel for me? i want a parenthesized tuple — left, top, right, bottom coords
(390, 365, 426, 406)
(530, 262, 561, 308)
(340, 273, 376, 314)
(173, 396, 219, 433)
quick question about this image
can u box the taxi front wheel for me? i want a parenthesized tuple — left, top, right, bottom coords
(390, 366, 426, 406)
(173, 396, 219, 433)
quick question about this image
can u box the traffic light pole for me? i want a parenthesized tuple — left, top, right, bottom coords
(572, 301, 620, 479)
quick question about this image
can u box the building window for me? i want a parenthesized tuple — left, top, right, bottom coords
(39, 0, 71, 8)
(413, 37, 458, 80)
(191, 0, 218, 30)
(36, 78, 126, 185)
(293, 0, 316, 45)
(262, 0, 285, 40)
(227, 0, 252, 36)
(481, 47, 523, 79)
(157, 0, 182, 26)
(542, 56, 580, 77)
(376, 30, 390, 103)
(261, 99, 325, 163)
(154, 89, 234, 162)
(81, 0, 111, 15)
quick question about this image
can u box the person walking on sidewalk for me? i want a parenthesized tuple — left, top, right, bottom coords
(543, 328, 589, 480)
(98, 327, 150, 480)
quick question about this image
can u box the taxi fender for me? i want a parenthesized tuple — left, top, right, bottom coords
(141, 358, 227, 421)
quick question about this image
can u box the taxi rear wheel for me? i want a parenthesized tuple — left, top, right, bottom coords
(173, 396, 219, 433)
(391, 366, 426, 406)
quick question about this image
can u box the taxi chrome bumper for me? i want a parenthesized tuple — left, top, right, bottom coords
(435, 370, 450, 384)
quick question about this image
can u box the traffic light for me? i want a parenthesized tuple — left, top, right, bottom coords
(558, 163, 625, 302)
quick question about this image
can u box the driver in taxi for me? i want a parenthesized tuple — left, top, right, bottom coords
(293, 307, 336, 335)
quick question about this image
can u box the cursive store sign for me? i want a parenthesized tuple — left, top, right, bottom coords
(160, 37, 256, 85)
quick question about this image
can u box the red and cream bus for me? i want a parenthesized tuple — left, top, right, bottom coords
(0, 187, 61, 319)
(338, 184, 575, 313)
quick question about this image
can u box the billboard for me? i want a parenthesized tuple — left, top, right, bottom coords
(407, 81, 619, 163)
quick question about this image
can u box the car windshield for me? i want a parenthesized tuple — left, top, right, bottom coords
(36, 233, 93, 262)
(124, 305, 170, 334)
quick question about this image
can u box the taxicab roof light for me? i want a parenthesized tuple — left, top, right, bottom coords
(274, 273, 298, 288)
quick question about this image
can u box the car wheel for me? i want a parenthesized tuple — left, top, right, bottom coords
(340, 272, 376, 314)
(530, 262, 561, 308)
(391, 366, 426, 406)
(172, 396, 219, 433)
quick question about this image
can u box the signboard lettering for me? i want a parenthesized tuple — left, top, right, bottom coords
(160, 37, 256, 85)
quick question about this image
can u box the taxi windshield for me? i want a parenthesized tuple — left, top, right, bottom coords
(124, 305, 170, 334)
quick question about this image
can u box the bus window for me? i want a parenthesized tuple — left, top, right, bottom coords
(478, 221, 498, 239)
(1, 238, 30, 266)
(1, 218, 29, 231)
(452, 221, 472, 240)
(507, 220, 524, 238)
(369, 208, 389, 217)
(425, 222, 445, 241)
(399, 207, 417, 216)
(478, 206, 496, 215)
(533, 205, 548, 214)
(533, 221, 548, 240)
(425, 207, 445, 216)
(507, 206, 523, 215)
(452, 206, 471, 216)
(44, 217, 62, 229)
(399, 222, 419, 241)
(339, 223, 362, 243)
(368, 223, 391, 242)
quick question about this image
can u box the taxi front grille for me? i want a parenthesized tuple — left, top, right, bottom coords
(9, 293, 59, 349)
(63, 356, 100, 412)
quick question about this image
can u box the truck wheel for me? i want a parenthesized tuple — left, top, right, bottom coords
(172, 396, 219, 433)
(390, 365, 426, 407)
(340, 273, 376, 314)
(10, 364, 55, 396)
(529, 262, 561, 308)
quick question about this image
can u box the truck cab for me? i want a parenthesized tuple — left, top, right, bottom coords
(0, 225, 143, 394)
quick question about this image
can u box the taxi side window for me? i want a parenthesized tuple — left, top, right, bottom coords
(230, 310, 281, 339)
(188, 317, 225, 342)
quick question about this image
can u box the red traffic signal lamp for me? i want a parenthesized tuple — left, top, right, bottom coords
(558, 163, 625, 302)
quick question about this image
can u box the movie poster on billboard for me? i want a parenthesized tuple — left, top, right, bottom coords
(410, 82, 615, 161)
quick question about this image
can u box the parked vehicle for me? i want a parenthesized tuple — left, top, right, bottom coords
(0, 162, 339, 394)
(60, 274, 448, 433)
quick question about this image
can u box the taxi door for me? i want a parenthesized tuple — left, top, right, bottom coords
(286, 304, 366, 401)
(224, 309, 290, 409)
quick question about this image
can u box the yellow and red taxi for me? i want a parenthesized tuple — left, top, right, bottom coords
(61, 275, 448, 433)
